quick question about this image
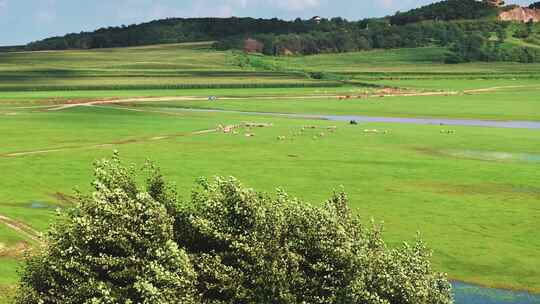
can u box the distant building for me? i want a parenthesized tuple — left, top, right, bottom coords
(243, 38, 264, 53)
(312, 16, 322, 24)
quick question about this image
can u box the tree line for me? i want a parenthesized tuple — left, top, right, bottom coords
(217, 18, 540, 64)
(25, 17, 349, 51)
(24, 0, 503, 51)
(389, 0, 498, 26)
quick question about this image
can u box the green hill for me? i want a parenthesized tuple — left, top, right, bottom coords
(7, 0, 540, 65)
(389, 0, 499, 25)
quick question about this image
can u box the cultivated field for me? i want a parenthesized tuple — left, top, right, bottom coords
(0, 43, 539, 302)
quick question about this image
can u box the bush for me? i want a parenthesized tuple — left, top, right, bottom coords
(18, 155, 453, 304)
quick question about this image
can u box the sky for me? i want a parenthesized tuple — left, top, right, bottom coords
(0, 0, 532, 46)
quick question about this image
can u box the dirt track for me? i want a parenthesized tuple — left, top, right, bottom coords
(45, 90, 458, 111)
(0, 214, 41, 243)
(1, 128, 217, 158)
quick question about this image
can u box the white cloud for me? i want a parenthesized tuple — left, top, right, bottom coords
(35, 10, 57, 23)
(273, 0, 321, 11)
(379, 0, 395, 9)
(34, 0, 58, 23)
(0, 0, 7, 13)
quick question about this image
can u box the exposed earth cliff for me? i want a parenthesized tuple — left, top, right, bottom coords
(499, 6, 540, 22)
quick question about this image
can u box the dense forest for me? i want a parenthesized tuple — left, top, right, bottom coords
(17, 0, 540, 63)
(389, 0, 497, 25)
(217, 20, 540, 63)
(25, 18, 322, 51)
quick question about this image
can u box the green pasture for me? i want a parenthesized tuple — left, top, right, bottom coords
(128, 88, 540, 121)
(1, 42, 540, 303)
(1, 105, 540, 296)
(0, 87, 365, 107)
(366, 78, 540, 91)
(247, 47, 540, 74)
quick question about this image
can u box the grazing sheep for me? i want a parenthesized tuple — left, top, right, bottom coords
(440, 130, 456, 134)
(243, 122, 273, 128)
(319, 132, 325, 137)
(245, 133, 255, 137)
(350, 120, 358, 125)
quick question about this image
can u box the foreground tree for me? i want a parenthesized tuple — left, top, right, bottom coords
(17, 154, 197, 304)
(18, 154, 453, 304)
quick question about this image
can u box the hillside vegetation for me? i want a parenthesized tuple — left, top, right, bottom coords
(12, 0, 540, 64)
(389, 0, 497, 25)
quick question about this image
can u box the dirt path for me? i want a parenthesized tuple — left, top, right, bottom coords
(463, 85, 529, 94)
(1, 128, 217, 158)
(7, 85, 537, 113)
(45, 90, 460, 111)
(0, 214, 41, 243)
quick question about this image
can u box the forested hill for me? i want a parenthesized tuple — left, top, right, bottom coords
(24, 0, 504, 51)
(16, 0, 540, 64)
(25, 18, 323, 51)
(390, 0, 498, 25)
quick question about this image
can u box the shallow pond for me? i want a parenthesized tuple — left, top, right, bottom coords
(453, 282, 540, 304)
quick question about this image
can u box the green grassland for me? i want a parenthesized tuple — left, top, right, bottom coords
(126, 87, 540, 121)
(1, 106, 539, 293)
(1, 42, 539, 302)
(245, 46, 540, 75)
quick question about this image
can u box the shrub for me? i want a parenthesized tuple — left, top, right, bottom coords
(18, 155, 453, 304)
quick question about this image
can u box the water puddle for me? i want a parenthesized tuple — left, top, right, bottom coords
(453, 282, 540, 304)
(156, 107, 540, 129)
(29, 201, 57, 209)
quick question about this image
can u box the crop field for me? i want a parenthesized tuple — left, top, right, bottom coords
(0, 43, 539, 303)
(0, 42, 329, 91)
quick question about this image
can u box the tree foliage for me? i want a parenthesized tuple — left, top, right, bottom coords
(25, 17, 322, 51)
(17, 154, 197, 304)
(18, 154, 453, 304)
(389, 0, 498, 26)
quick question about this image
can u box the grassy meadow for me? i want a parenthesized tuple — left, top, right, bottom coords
(0, 42, 539, 302)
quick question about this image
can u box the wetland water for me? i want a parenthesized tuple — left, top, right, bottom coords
(159, 107, 540, 129)
(453, 282, 540, 304)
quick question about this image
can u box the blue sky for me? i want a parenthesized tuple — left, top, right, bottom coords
(0, 0, 532, 46)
